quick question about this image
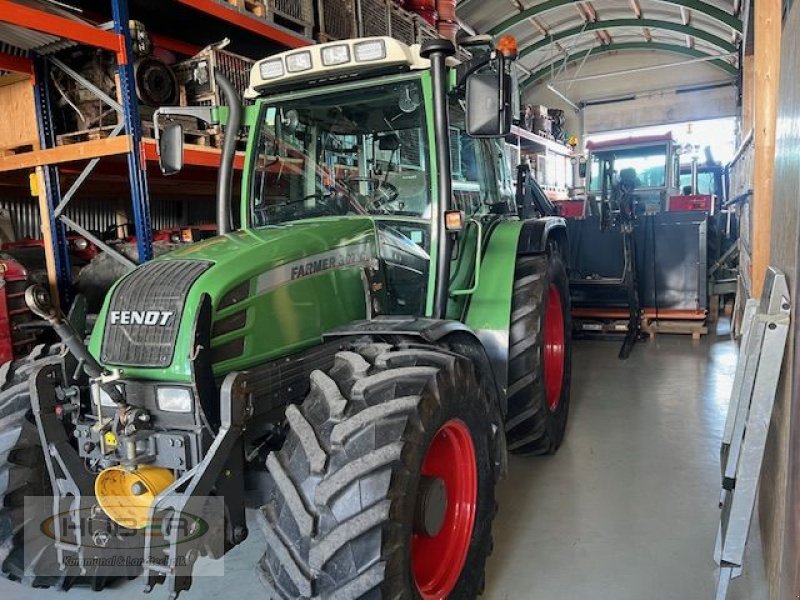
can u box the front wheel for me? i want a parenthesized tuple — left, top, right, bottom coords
(258, 343, 499, 599)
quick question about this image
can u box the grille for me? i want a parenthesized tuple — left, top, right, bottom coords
(101, 260, 212, 367)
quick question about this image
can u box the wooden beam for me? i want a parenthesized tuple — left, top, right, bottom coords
(33, 168, 60, 307)
(751, 0, 781, 297)
(0, 136, 132, 173)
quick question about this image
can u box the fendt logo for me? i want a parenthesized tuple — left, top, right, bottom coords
(109, 310, 174, 326)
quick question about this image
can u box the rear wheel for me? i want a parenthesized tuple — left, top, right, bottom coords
(258, 343, 499, 599)
(505, 249, 572, 455)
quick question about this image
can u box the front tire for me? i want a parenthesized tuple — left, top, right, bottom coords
(258, 343, 499, 599)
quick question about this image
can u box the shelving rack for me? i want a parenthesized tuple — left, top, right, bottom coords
(0, 0, 310, 304)
(506, 125, 574, 201)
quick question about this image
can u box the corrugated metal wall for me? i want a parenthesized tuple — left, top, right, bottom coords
(0, 195, 214, 240)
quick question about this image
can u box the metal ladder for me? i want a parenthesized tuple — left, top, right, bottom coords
(715, 267, 791, 599)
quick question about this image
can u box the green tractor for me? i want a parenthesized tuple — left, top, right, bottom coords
(0, 35, 571, 599)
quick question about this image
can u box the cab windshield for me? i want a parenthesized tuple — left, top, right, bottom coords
(588, 144, 668, 192)
(250, 78, 430, 226)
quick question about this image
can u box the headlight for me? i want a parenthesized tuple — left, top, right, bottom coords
(285, 51, 312, 73)
(321, 44, 350, 66)
(73, 237, 89, 251)
(156, 387, 193, 413)
(354, 40, 386, 62)
(259, 59, 284, 79)
(170, 233, 181, 243)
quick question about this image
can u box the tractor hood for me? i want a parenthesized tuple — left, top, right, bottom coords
(89, 218, 379, 382)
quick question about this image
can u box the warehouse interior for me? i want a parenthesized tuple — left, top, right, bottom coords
(0, 0, 797, 599)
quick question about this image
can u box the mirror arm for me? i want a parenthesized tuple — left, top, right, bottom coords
(455, 52, 494, 91)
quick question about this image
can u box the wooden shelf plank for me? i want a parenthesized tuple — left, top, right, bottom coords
(0, 136, 132, 172)
(177, 0, 311, 49)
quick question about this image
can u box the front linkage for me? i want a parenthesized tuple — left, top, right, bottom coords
(25, 286, 251, 598)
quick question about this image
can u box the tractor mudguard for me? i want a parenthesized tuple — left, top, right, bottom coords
(323, 316, 503, 408)
(322, 317, 508, 478)
(517, 215, 569, 255)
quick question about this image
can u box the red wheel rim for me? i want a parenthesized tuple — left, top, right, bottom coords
(411, 419, 477, 599)
(544, 284, 566, 412)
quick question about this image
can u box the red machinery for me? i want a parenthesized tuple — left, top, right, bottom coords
(0, 257, 35, 364)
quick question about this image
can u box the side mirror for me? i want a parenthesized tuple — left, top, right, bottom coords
(578, 156, 587, 179)
(466, 70, 512, 137)
(158, 122, 184, 176)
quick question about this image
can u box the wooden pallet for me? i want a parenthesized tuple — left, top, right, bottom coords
(56, 122, 221, 149)
(142, 121, 221, 148)
(57, 125, 119, 146)
(641, 317, 708, 341)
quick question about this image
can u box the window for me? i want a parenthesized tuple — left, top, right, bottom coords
(588, 144, 669, 192)
(250, 79, 430, 227)
(448, 98, 497, 216)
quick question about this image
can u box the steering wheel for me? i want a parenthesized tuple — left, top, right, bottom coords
(343, 176, 400, 213)
(255, 192, 340, 224)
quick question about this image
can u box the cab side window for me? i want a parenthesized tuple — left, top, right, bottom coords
(449, 98, 497, 216)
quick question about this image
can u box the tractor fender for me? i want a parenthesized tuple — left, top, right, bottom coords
(323, 317, 503, 408)
(517, 216, 569, 255)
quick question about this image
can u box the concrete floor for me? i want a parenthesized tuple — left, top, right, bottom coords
(0, 324, 768, 599)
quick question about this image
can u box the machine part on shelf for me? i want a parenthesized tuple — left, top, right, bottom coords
(715, 269, 790, 599)
(133, 57, 178, 106)
(175, 44, 254, 107)
(51, 53, 121, 131)
(128, 19, 153, 56)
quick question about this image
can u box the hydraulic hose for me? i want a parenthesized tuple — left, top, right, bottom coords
(25, 285, 125, 404)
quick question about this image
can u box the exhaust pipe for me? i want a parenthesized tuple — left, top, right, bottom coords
(215, 70, 242, 236)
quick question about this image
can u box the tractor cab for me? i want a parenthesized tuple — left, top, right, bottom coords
(584, 133, 680, 216)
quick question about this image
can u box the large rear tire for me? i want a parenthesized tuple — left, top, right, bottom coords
(258, 343, 499, 599)
(505, 249, 572, 455)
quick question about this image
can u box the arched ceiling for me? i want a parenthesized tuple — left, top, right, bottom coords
(456, 0, 742, 90)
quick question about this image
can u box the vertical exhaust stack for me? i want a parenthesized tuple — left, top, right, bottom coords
(214, 71, 243, 235)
